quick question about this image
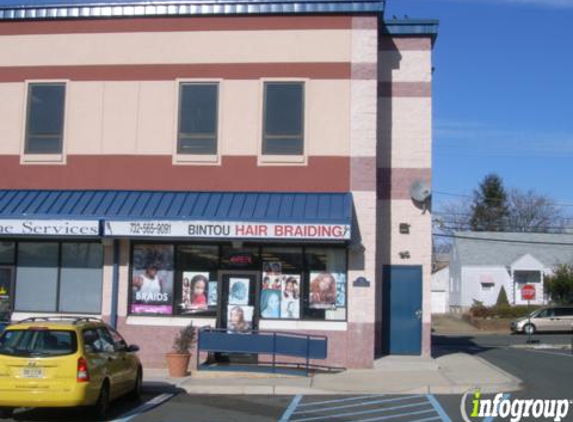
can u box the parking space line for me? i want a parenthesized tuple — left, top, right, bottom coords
(293, 396, 428, 415)
(290, 401, 432, 422)
(279, 395, 304, 422)
(297, 395, 383, 407)
(110, 393, 176, 422)
(343, 408, 436, 422)
(426, 395, 453, 422)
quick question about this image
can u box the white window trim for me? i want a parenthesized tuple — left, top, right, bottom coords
(172, 78, 223, 166)
(258, 78, 309, 166)
(20, 80, 69, 165)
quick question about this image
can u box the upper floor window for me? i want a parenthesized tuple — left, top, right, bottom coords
(25, 83, 66, 154)
(177, 83, 218, 155)
(262, 82, 304, 156)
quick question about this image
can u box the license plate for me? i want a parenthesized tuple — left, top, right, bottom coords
(22, 367, 44, 379)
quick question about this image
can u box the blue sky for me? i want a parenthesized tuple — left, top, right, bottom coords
(386, 0, 573, 215)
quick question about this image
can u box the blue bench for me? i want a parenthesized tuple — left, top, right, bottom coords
(197, 328, 328, 375)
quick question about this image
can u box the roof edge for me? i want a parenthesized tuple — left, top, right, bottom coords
(381, 18, 439, 45)
(0, 0, 385, 21)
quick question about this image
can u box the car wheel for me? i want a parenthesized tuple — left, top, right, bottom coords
(0, 408, 13, 419)
(129, 368, 143, 401)
(523, 323, 536, 335)
(93, 381, 110, 421)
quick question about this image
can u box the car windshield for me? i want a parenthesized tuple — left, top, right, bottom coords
(0, 329, 77, 357)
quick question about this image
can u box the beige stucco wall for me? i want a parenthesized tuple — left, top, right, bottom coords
(0, 30, 351, 66)
(378, 97, 432, 168)
(378, 50, 432, 83)
(0, 79, 351, 157)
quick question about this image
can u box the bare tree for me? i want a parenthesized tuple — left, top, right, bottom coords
(506, 189, 564, 232)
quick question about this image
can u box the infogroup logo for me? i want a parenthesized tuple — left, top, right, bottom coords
(460, 389, 572, 422)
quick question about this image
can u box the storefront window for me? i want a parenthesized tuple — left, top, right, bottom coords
(260, 247, 303, 320)
(14, 242, 103, 314)
(221, 246, 260, 270)
(59, 243, 103, 313)
(130, 244, 174, 315)
(303, 247, 347, 321)
(176, 245, 219, 316)
(0, 242, 14, 264)
(15, 242, 59, 312)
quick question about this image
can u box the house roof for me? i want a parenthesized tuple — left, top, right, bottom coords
(453, 231, 573, 268)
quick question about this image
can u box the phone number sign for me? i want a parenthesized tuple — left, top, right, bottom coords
(104, 220, 350, 240)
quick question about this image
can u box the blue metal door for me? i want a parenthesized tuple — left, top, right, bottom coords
(383, 265, 422, 355)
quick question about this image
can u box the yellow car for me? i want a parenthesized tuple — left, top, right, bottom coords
(0, 317, 142, 420)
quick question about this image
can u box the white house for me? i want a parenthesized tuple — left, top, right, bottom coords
(431, 254, 450, 314)
(449, 232, 573, 312)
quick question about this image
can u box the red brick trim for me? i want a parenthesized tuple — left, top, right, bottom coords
(378, 82, 431, 98)
(0, 63, 351, 82)
(0, 155, 350, 192)
(351, 156, 376, 191)
(0, 16, 353, 35)
(377, 168, 432, 200)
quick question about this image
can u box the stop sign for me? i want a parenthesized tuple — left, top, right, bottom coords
(521, 284, 536, 301)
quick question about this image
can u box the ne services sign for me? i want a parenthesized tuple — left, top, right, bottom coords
(0, 219, 100, 236)
(104, 220, 351, 240)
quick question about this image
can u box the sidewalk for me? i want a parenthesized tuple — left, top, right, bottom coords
(143, 352, 522, 396)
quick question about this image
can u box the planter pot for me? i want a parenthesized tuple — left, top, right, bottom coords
(166, 352, 191, 378)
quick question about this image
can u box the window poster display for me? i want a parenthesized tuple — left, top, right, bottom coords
(336, 274, 346, 307)
(309, 272, 338, 309)
(208, 281, 218, 306)
(228, 278, 249, 305)
(180, 272, 212, 313)
(227, 305, 253, 333)
(131, 244, 174, 314)
(260, 289, 281, 318)
(281, 275, 300, 319)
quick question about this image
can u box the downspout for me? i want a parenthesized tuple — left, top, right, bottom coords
(110, 239, 120, 329)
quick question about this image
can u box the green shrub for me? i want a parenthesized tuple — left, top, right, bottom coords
(496, 286, 510, 307)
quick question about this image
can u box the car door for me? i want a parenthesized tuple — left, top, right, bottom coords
(108, 327, 138, 395)
(95, 327, 124, 399)
(533, 308, 554, 332)
(553, 308, 573, 332)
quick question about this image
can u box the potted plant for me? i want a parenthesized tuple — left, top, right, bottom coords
(166, 323, 196, 378)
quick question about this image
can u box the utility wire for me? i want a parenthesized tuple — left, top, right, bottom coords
(433, 232, 573, 246)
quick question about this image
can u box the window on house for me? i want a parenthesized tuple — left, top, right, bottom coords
(25, 83, 66, 154)
(481, 283, 495, 292)
(177, 83, 218, 155)
(262, 82, 304, 155)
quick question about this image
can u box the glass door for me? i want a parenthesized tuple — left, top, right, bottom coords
(218, 271, 259, 333)
(0, 267, 13, 321)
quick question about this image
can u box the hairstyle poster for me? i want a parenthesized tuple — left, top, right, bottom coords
(281, 274, 301, 319)
(260, 289, 281, 319)
(208, 281, 218, 306)
(262, 261, 282, 291)
(309, 271, 338, 310)
(262, 261, 282, 275)
(131, 244, 174, 314)
(181, 272, 209, 311)
(227, 305, 253, 334)
(228, 278, 249, 305)
(336, 274, 346, 307)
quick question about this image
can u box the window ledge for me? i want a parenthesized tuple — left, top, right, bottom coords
(258, 155, 307, 166)
(173, 154, 220, 165)
(21, 154, 65, 164)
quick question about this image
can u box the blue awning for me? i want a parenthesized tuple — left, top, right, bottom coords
(0, 190, 352, 241)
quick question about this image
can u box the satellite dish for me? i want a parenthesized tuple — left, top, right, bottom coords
(409, 180, 432, 203)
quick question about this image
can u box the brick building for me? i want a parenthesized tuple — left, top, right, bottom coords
(0, 0, 437, 368)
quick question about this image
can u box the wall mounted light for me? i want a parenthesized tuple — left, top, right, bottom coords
(399, 223, 411, 234)
(399, 251, 411, 259)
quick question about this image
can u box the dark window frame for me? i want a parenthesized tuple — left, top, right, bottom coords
(24, 82, 66, 155)
(177, 82, 219, 155)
